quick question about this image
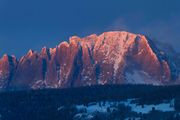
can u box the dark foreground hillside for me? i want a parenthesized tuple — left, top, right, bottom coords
(1, 85, 180, 120)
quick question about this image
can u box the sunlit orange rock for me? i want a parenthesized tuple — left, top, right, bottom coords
(0, 31, 179, 90)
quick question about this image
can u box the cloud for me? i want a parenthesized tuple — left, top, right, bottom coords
(106, 18, 130, 32)
(138, 16, 180, 52)
(107, 16, 180, 52)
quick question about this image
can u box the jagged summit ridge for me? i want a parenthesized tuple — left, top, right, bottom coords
(0, 31, 179, 90)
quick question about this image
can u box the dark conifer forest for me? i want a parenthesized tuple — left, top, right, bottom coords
(0, 85, 180, 120)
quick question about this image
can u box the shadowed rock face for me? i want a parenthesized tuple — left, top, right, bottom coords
(0, 31, 179, 90)
(0, 55, 17, 89)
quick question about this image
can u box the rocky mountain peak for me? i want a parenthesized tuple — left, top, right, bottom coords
(0, 31, 179, 90)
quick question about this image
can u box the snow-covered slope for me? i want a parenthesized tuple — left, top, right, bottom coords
(0, 31, 179, 90)
(61, 98, 176, 120)
(74, 99, 175, 114)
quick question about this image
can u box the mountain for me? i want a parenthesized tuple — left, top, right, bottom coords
(0, 31, 179, 90)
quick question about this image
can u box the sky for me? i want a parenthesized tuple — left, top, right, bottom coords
(0, 0, 180, 58)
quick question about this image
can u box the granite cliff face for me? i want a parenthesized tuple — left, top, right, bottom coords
(0, 31, 179, 90)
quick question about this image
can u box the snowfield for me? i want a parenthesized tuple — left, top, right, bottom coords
(120, 99, 175, 114)
(75, 99, 175, 114)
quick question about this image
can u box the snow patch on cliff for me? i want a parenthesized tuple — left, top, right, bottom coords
(125, 70, 160, 85)
(0, 70, 2, 78)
